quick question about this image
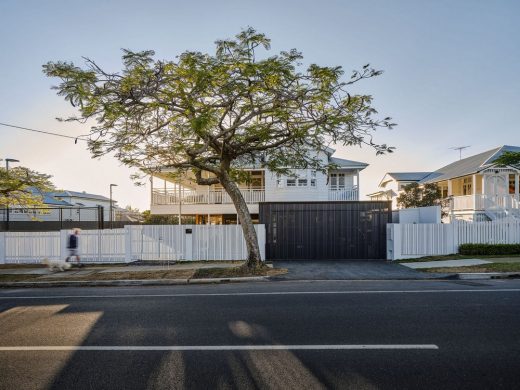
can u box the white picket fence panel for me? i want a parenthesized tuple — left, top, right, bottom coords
(0, 225, 266, 264)
(387, 221, 520, 260)
(2, 231, 61, 263)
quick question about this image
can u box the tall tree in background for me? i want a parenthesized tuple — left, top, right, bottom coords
(44, 28, 394, 269)
(0, 167, 54, 208)
(494, 151, 520, 167)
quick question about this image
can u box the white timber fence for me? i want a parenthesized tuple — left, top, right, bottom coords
(0, 224, 266, 264)
(387, 221, 520, 260)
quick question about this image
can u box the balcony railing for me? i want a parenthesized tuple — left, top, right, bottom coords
(451, 194, 520, 211)
(328, 188, 359, 201)
(152, 188, 265, 205)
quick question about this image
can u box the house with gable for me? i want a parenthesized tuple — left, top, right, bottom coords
(370, 145, 520, 222)
(150, 147, 368, 224)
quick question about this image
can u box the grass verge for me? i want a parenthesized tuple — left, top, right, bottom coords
(397, 254, 520, 263)
(422, 262, 520, 273)
(192, 266, 287, 279)
(0, 274, 43, 282)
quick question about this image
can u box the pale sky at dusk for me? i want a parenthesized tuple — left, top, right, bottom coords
(1, 0, 518, 210)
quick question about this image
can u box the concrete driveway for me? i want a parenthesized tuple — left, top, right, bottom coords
(272, 260, 450, 280)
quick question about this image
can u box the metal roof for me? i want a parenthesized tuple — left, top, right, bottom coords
(329, 157, 368, 169)
(420, 145, 520, 184)
(51, 190, 111, 202)
(386, 172, 433, 181)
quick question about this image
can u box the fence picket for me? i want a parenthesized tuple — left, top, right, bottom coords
(388, 221, 520, 260)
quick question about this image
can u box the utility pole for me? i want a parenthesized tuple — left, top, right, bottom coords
(109, 184, 118, 229)
(4, 158, 20, 231)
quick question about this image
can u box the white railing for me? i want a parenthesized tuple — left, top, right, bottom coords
(152, 188, 265, 205)
(328, 188, 359, 201)
(387, 221, 520, 260)
(0, 225, 266, 263)
(451, 194, 519, 211)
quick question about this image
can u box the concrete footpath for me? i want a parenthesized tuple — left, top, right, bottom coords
(1, 259, 519, 288)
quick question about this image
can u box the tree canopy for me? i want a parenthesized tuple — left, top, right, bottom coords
(396, 182, 450, 218)
(0, 166, 54, 208)
(44, 28, 395, 267)
(494, 151, 520, 167)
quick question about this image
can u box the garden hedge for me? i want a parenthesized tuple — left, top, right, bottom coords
(459, 244, 520, 256)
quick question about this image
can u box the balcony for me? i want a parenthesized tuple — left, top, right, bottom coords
(328, 187, 359, 201)
(152, 188, 265, 205)
(451, 194, 520, 211)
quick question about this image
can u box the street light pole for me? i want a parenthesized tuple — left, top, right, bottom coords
(109, 184, 118, 229)
(4, 158, 20, 231)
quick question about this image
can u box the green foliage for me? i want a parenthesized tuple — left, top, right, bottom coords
(142, 211, 195, 225)
(459, 244, 520, 256)
(396, 182, 449, 217)
(493, 151, 520, 167)
(43, 28, 394, 180)
(0, 167, 54, 208)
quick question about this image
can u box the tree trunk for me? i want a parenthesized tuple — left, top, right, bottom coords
(219, 171, 263, 269)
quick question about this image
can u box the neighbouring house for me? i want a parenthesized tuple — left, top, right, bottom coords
(150, 147, 368, 224)
(367, 172, 433, 210)
(8, 190, 119, 223)
(371, 145, 520, 222)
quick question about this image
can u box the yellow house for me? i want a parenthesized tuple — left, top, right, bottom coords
(419, 145, 520, 221)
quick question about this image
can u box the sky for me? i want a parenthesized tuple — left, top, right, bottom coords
(0, 0, 519, 210)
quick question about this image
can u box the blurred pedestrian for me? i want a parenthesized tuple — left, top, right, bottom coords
(65, 228, 82, 267)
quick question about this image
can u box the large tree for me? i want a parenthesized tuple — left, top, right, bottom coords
(0, 166, 54, 208)
(44, 28, 394, 268)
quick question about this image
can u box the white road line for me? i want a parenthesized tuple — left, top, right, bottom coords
(1, 289, 520, 300)
(0, 344, 439, 351)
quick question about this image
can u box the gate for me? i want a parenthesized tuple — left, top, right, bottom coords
(259, 201, 392, 260)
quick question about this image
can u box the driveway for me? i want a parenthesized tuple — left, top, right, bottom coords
(272, 260, 450, 280)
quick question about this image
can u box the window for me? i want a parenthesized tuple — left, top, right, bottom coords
(311, 179, 316, 187)
(510, 174, 516, 194)
(463, 177, 472, 195)
(286, 178, 296, 187)
(298, 179, 307, 187)
(329, 173, 345, 190)
(276, 174, 283, 188)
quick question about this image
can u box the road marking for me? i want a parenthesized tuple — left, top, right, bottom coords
(1, 289, 520, 300)
(0, 344, 439, 351)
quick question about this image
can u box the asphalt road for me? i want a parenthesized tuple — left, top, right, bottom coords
(1, 280, 520, 389)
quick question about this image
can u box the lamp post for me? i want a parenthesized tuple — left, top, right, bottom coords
(4, 158, 19, 231)
(109, 184, 118, 229)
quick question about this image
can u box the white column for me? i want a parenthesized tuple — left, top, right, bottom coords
(472, 174, 477, 210)
(150, 175, 154, 206)
(178, 181, 182, 225)
(447, 179, 453, 196)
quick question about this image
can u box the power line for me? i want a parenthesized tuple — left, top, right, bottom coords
(0, 122, 89, 143)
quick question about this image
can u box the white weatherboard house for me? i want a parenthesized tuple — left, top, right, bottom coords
(367, 172, 432, 210)
(150, 148, 368, 224)
(370, 145, 520, 222)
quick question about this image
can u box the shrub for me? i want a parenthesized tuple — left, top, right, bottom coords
(459, 244, 520, 256)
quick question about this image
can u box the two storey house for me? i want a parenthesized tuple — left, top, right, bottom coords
(150, 147, 368, 224)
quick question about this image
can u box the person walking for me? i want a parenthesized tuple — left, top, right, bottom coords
(65, 228, 82, 267)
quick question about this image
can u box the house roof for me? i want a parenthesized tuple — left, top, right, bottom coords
(51, 190, 111, 202)
(329, 157, 369, 169)
(420, 145, 520, 184)
(378, 172, 433, 187)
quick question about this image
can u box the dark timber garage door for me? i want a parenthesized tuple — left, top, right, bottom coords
(259, 201, 392, 260)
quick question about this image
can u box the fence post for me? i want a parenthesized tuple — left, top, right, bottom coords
(60, 229, 68, 260)
(185, 227, 193, 261)
(124, 226, 132, 263)
(0, 232, 5, 264)
(389, 224, 401, 260)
